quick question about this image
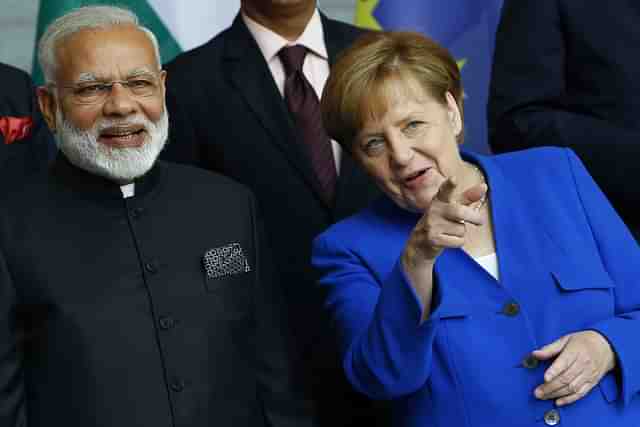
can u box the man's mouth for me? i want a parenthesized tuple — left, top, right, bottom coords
(99, 126, 146, 148)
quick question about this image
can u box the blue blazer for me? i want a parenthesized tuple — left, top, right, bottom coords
(312, 148, 640, 427)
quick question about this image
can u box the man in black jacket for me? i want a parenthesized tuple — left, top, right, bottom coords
(488, 0, 640, 240)
(161, 1, 386, 425)
(0, 6, 311, 427)
(0, 62, 52, 184)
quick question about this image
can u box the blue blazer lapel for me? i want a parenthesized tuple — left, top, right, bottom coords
(469, 153, 544, 291)
(467, 152, 603, 301)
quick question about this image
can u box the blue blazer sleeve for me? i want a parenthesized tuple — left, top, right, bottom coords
(563, 150, 640, 406)
(313, 231, 464, 400)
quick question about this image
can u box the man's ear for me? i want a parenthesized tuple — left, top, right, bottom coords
(37, 86, 58, 133)
(159, 70, 167, 98)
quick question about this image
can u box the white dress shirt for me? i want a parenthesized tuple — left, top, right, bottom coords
(242, 9, 342, 173)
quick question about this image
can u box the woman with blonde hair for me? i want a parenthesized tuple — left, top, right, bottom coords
(312, 31, 640, 426)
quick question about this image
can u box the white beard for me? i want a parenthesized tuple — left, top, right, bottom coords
(54, 106, 169, 183)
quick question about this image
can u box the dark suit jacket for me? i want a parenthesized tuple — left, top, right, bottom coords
(488, 0, 640, 238)
(0, 63, 52, 184)
(0, 156, 311, 427)
(161, 12, 385, 427)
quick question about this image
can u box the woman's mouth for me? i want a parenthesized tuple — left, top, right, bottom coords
(405, 169, 427, 182)
(402, 168, 428, 188)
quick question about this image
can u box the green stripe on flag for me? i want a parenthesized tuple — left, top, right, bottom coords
(32, 0, 182, 85)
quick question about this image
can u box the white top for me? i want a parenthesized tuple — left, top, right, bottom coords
(241, 9, 342, 173)
(120, 183, 135, 199)
(474, 252, 499, 281)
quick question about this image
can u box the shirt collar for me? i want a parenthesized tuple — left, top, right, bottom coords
(120, 183, 135, 198)
(242, 8, 328, 64)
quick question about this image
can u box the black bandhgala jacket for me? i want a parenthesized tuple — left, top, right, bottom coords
(0, 156, 312, 427)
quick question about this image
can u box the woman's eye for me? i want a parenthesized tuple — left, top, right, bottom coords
(363, 138, 385, 156)
(404, 121, 423, 133)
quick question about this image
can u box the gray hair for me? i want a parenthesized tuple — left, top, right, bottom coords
(38, 5, 162, 84)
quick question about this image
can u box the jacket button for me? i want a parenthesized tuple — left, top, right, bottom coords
(145, 262, 157, 274)
(159, 316, 176, 330)
(170, 379, 185, 393)
(522, 355, 539, 369)
(543, 409, 560, 426)
(502, 301, 520, 316)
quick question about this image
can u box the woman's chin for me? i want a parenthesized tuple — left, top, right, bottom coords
(390, 194, 430, 213)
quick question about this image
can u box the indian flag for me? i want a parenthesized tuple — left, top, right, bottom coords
(32, 0, 239, 85)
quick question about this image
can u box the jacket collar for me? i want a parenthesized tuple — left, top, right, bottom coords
(50, 152, 164, 202)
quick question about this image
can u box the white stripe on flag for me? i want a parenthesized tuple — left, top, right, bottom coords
(147, 0, 240, 51)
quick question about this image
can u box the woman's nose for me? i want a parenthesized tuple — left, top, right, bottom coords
(388, 137, 413, 167)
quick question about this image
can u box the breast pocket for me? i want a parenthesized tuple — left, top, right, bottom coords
(550, 266, 615, 327)
(200, 243, 255, 319)
(205, 270, 254, 320)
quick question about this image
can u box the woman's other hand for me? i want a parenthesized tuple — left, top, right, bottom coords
(532, 331, 616, 406)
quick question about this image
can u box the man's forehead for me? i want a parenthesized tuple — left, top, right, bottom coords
(75, 68, 156, 83)
(55, 25, 158, 80)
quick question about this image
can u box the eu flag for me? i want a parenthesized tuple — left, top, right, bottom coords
(355, 0, 504, 153)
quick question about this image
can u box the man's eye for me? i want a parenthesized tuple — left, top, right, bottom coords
(127, 79, 154, 89)
(75, 84, 106, 96)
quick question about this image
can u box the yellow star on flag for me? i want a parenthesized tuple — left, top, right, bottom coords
(355, 0, 382, 30)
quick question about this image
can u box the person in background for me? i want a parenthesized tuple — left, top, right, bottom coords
(161, 0, 386, 425)
(313, 30, 640, 427)
(0, 6, 312, 427)
(488, 0, 640, 241)
(0, 62, 52, 184)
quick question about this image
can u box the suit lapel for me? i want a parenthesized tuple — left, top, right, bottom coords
(221, 15, 328, 207)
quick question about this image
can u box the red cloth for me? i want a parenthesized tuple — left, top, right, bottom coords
(0, 116, 33, 145)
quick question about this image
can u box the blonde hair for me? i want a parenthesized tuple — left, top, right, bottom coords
(321, 31, 464, 151)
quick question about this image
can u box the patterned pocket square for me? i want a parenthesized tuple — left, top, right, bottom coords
(203, 243, 251, 279)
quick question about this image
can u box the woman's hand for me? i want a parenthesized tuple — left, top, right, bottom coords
(532, 331, 616, 406)
(400, 177, 487, 321)
(402, 176, 487, 269)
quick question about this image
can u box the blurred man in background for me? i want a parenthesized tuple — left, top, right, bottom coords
(0, 62, 52, 185)
(489, 0, 640, 241)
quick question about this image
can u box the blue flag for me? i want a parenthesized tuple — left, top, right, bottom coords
(355, 0, 504, 153)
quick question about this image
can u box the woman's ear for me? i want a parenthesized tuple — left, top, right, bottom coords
(444, 91, 462, 136)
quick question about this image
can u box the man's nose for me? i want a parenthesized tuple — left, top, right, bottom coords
(102, 82, 137, 116)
